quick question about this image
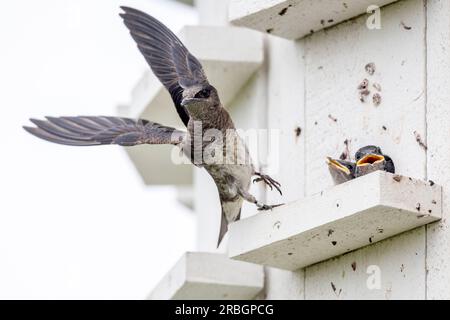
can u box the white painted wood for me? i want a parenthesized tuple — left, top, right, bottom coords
(184, 0, 439, 300)
(302, 0, 428, 300)
(426, 0, 450, 300)
(122, 25, 263, 185)
(195, 0, 230, 26)
(149, 252, 264, 300)
(228, 171, 441, 270)
(305, 0, 427, 196)
(305, 228, 426, 300)
(264, 36, 306, 299)
(229, 0, 399, 40)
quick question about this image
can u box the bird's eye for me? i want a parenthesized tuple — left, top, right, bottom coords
(195, 89, 211, 99)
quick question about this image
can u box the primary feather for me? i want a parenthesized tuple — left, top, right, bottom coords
(120, 6, 209, 127)
(24, 116, 185, 147)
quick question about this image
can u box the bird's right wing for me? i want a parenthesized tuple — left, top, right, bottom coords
(120, 6, 209, 127)
(23, 116, 185, 147)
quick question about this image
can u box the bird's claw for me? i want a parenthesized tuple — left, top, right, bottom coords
(254, 173, 282, 195)
(257, 203, 285, 211)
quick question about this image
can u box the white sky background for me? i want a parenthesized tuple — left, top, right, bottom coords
(0, 0, 198, 299)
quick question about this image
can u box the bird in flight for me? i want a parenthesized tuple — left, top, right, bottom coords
(23, 6, 283, 247)
(327, 145, 395, 185)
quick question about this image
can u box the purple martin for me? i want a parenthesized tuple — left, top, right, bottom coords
(355, 145, 395, 177)
(23, 7, 283, 247)
(326, 157, 356, 185)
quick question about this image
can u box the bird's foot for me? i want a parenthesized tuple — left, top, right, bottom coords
(253, 172, 283, 196)
(257, 203, 285, 212)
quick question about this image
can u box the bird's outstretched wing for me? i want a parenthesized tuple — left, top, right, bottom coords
(120, 6, 209, 126)
(23, 116, 185, 147)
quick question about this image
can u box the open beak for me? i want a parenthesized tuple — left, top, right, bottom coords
(326, 157, 351, 175)
(356, 154, 385, 167)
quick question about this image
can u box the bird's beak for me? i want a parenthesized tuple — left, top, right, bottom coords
(356, 154, 385, 167)
(326, 157, 351, 175)
(181, 98, 199, 107)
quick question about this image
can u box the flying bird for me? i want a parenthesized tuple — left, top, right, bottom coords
(355, 145, 395, 177)
(326, 157, 356, 185)
(23, 6, 283, 247)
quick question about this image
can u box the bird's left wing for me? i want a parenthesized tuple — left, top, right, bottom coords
(23, 116, 185, 147)
(120, 6, 209, 127)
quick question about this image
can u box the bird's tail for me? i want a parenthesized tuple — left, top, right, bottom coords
(217, 202, 242, 248)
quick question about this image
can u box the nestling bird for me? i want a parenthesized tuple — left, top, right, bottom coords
(327, 145, 395, 184)
(326, 157, 356, 185)
(355, 145, 395, 177)
(23, 7, 282, 248)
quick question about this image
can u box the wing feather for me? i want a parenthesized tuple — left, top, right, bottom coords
(24, 116, 185, 147)
(120, 6, 209, 126)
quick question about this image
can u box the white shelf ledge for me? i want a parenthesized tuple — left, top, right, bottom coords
(121, 25, 263, 186)
(228, 171, 442, 271)
(229, 0, 400, 40)
(149, 252, 264, 300)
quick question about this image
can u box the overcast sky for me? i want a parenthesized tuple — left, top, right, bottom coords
(0, 0, 198, 299)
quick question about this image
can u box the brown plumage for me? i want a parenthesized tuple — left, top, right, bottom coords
(23, 7, 283, 248)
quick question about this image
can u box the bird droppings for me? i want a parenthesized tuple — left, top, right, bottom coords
(331, 282, 336, 292)
(294, 126, 302, 138)
(328, 19, 334, 23)
(400, 264, 405, 272)
(358, 79, 369, 90)
(393, 175, 402, 182)
(320, 19, 325, 26)
(359, 89, 371, 103)
(400, 21, 412, 30)
(351, 262, 357, 271)
(377, 227, 384, 234)
(330, 282, 342, 297)
(365, 63, 376, 75)
(429, 180, 435, 187)
(310, 29, 315, 35)
(382, 126, 387, 131)
(432, 200, 437, 205)
(373, 93, 382, 106)
(328, 114, 338, 122)
(416, 203, 421, 212)
(266, 28, 274, 34)
(273, 221, 281, 229)
(278, 6, 291, 16)
(343, 2, 348, 9)
(414, 131, 428, 151)
(332, 241, 337, 246)
(373, 82, 382, 92)
(359, 66, 382, 105)
(428, 210, 433, 214)
(288, 252, 293, 256)
(339, 139, 351, 160)
(328, 229, 335, 237)
(314, 121, 318, 126)
(369, 236, 374, 244)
